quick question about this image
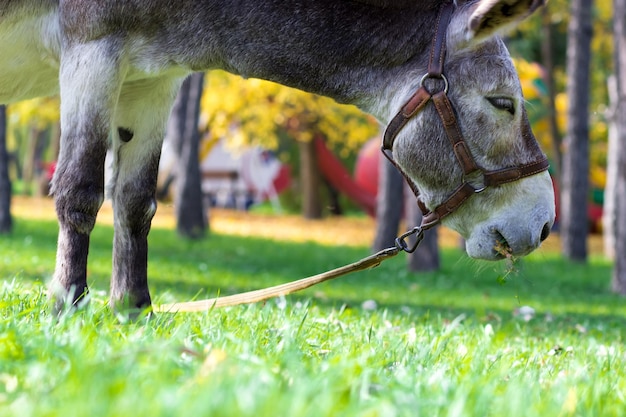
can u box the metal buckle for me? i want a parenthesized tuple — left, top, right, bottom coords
(395, 227, 424, 253)
(419, 73, 449, 95)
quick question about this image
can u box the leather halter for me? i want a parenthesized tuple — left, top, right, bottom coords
(382, 1, 549, 231)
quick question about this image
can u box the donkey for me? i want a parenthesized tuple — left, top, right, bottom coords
(0, 0, 555, 313)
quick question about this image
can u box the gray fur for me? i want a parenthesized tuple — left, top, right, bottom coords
(0, 0, 554, 313)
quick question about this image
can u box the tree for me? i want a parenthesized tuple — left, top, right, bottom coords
(0, 105, 11, 233)
(167, 73, 208, 238)
(200, 70, 379, 217)
(372, 145, 440, 270)
(406, 190, 439, 272)
(5, 97, 60, 195)
(560, 0, 593, 261)
(604, 76, 618, 259)
(200, 71, 378, 158)
(612, 0, 626, 295)
(372, 151, 403, 251)
(299, 137, 323, 219)
(540, 6, 563, 179)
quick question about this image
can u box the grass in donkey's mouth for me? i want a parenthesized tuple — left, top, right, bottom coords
(494, 240, 520, 284)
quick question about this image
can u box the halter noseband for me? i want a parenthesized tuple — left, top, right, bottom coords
(382, 1, 549, 231)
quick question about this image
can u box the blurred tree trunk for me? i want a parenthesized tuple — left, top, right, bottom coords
(406, 187, 439, 272)
(541, 6, 562, 179)
(51, 122, 61, 161)
(299, 138, 322, 219)
(372, 148, 440, 270)
(603, 76, 618, 260)
(0, 105, 11, 233)
(372, 153, 403, 251)
(168, 72, 208, 239)
(324, 179, 343, 215)
(21, 127, 47, 195)
(612, 0, 626, 295)
(560, 0, 592, 261)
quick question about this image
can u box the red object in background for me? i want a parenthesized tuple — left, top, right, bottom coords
(46, 161, 57, 182)
(354, 138, 380, 198)
(552, 176, 559, 223)
(271, 164, 291, 197)
(314, 137, 377, 216)
(588, 203, 603, 233)
(551, 176, 603, 233)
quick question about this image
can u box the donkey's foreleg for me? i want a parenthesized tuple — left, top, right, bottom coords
(109, 77, 184, 313)
(49, 42, 124, 311)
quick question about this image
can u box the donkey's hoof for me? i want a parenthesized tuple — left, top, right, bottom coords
(48, 284, 90, 316)
(110, 294, 153, 322)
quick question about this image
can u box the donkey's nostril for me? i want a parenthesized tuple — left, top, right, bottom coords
(540, 222, 551, 242)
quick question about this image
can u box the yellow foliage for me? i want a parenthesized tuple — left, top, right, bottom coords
(6, 96, 60, 151)
(8, 96, 60, 131)
(200, 70, 380, 156)
(514, 59, 544, 100)
(554, 93, 568, 133)
(590, 165, 606, 188)
(514, 56, 609, 186)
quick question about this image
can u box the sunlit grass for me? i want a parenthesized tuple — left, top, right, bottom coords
(0, 201, 625, 416)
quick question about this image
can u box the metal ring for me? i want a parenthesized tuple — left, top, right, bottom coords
(472, 185, 487, 193)
(419, 73, 449, 94)
(394, 226, 424, 254)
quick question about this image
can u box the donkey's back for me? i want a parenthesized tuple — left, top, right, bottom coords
(2, 0, 438, 103)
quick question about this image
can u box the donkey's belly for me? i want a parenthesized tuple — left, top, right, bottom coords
(0, 67, 59, 103)
(0, 10, 60, 103)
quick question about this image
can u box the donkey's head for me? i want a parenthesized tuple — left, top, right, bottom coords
(387, 0, 554, 260)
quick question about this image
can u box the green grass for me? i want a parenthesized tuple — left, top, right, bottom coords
(1, 218, 625, 416)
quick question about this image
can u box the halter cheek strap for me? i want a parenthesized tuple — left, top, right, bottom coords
(381, 1, 549, 230)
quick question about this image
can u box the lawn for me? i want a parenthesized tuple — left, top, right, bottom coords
(0, 198, 624, 416)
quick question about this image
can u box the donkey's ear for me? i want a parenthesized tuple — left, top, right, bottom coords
(467, 0, 545, 39)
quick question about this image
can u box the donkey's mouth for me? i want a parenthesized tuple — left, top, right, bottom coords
(464, 223, 540, 261)
(492, 230, 513, 260)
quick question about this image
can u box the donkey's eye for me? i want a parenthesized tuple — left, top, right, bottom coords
(486, 97, 515, 116)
